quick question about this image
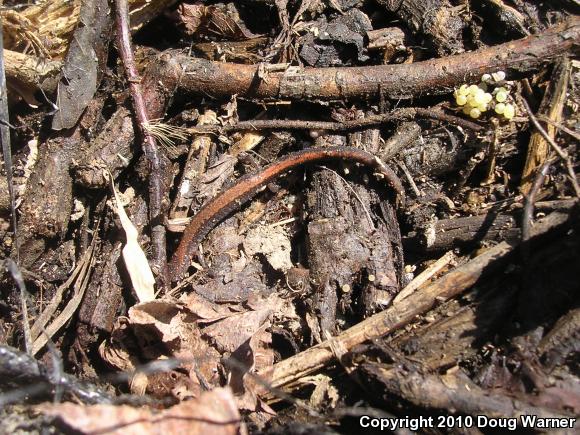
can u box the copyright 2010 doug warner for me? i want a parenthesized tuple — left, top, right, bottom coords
(359, 415, 577, 431)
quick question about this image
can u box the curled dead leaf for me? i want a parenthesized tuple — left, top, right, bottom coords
(40, 387, 242, 435)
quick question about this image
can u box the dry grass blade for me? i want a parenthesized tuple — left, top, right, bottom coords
(31, 241, 97, 355)
(142, 120, 191, 156)
(107, 172, 155, 303)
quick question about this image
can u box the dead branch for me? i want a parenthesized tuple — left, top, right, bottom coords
(114, 0, 171, 291)
(361, 364, 574, 420)
(192, 107, 484, 133)
(148, 18, 579, 101)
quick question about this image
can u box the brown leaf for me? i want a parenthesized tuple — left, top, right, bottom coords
(41, 387, 242, 435)
(200, 294, 288, 354)
(178, 3, 259, 40)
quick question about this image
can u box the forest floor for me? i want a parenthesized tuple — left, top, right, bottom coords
(0, 1, 579, 434)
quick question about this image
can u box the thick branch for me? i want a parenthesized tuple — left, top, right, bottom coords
(149, 18, 579, 101)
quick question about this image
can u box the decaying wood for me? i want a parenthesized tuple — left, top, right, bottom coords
(147, 18, 579, 101)
(366, 27, 408, 63)
(379, 121, 422, 162)
(367, 27, 407, 52)
(538, 307, 580, 371)
(359, 364, 574, 421)
(170, 111, 217, 221)
(306, 129, 403, 337)
(403, 213, 519, 253)
(375, 0, 465, 55)
(478, 0, 529, 37)
(3, 50, 61, 105)
(77, 243, 124, 333)
(261, 207, 576, 396)
(73, 106, 136, 188)
(392, 287, 517, 370)
(520, 59, 571, 194)
(16, 97, 105, 269)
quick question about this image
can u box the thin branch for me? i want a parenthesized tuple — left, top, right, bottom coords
(522, 159, 554, 244)
(521, 97, 580, 198)
(0, 18, 19, 262)
(114, 0, 171, 291)
(536, 114, 580, 142)
(188, 107, 484, 135)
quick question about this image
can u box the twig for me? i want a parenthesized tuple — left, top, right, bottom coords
(521, 97, 580, 198)
(114, 0, 171, 291)
(397, 160, 422, 198)
(219, 108, 483, 133)
(4, 259, 31, 354)
(521, 159, 554, 244)
(393, 251, 455, 304)
(0, 19, 19, 261)
(537, 114, 580, 142)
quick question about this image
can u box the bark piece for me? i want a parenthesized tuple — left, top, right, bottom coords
(299, 9, 372, 67)
(367, 26, 407, 51)
(375, 0, 465, 55)
(403, 213, 519, 253)
(520, 59, 571, 194)
(73, 106, 136, 188)
(16, 97, 105, 268)
(52, 0, 113, 130)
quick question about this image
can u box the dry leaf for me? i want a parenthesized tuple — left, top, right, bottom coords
(109, 176, 155, 303)
(243, 226, 293, 272)
(127, 300, 222, 397)
(178, 3, 259, 40)
(41, 387, 242, 435)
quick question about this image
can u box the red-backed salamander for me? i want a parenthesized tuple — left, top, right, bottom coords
(168, 146, 405, 281)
